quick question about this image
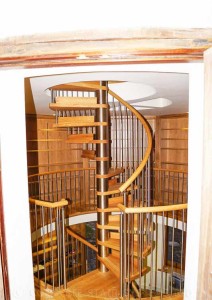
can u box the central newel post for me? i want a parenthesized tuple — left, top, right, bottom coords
(96, 81, 110, 272)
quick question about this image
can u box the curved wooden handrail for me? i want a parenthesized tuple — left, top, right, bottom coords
(29, 198, 68, 208)
(108, 89, 152, 193)
(118, 203, 187, 214)
(66, 227, 98, 253)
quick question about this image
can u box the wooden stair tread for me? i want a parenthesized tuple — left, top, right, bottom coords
(54, 116, 107, 128)
(49, 96, 107, 111)
(98, 214, 155, 232)
(97, 183, 138, 196)
(66, 133, 94, 144)
(96, 168, 125, 179)
(66, 269, 120, 299)
(81, 149, 96, 159)
(98, 238, 153, 258)
(98, 253, 149, 280)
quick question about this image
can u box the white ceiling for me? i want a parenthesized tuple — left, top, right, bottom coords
(27, 71, 189, 116)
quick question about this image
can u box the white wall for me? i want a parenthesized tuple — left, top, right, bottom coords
(0, 1, 212, 38)
(0, 63, 204, 300)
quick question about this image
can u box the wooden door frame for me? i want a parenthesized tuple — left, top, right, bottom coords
(0, 172, 10, 300)
(0, 28, 212, 68)
(197, 48, 212, 299)
(0, 27, 211, 299)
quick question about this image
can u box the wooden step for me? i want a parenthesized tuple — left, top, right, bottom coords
(108, 194, 133, 209)
(108, 178, 118, 187)
(96, 168, 125, 179)
(50, 96, 109, 111)
(98, 237, 153, 258)
(98, 253, 150, 280)
(97, 183, 139, 196)
(66, 269, 120, 299)
(66, 133, 94, 144)
(54, 116, 107, 128)
(97, 214, 155, 233)
(108, 196, 123, 208)
(81, 149, 96, 160)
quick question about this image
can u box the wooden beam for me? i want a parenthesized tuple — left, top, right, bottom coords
(0, 28, 212, 68)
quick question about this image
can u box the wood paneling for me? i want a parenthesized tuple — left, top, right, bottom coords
(154, 114, 188, 171)
(26, 115, 83, 174)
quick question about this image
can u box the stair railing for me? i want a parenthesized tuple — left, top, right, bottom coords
(108, 89, 153, 208)
(118, 203, 187, 299)
(153, 168, 188, 206)
(28, 167, 96, 214)
(29, 198, 68, 291)
(66, 227, 98, 281)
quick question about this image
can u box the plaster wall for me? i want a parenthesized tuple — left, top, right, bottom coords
(0, 1, 212, 38)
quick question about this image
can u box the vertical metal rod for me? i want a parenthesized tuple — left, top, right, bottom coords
(35, 204, 40, 280)
(150, 212, 154, 300)
(171, 211, 175, 295)
(56, 207, 61, 288)
(62, 207, 67, 289)
(50, 207, 55, 290)
(41, 206, 47, 287)
(161, 211, 165, 298)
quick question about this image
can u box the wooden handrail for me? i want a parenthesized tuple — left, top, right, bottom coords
(108, 89, 152, 193)
(118, 203, 187, 214)
(29, 198, 68, 208)
(28, 167, 96, 178)
(66, 227, 98, 253)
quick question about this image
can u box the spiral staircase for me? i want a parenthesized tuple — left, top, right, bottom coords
(28, 81, 187, 300)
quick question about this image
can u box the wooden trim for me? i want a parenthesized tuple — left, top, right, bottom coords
(66, 228, 98, 253)
(118, 203, 187, 214)
(0, 173, 10, 300)
(197, 47, 212, 299)
(0, 28, 212, 68)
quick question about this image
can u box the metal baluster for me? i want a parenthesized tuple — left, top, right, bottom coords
(41, 206, 47, 287)
(62, 207, 67, 289)
(56, 207, 61, 288)
(35, 204, 40, 280)
(171, 211, 175, 295)
(50, 207, 55, 290)
(161, 211, 165, 298)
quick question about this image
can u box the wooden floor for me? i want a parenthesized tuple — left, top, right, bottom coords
(36, 269, 120, 300)
(35, 270, 183, 300)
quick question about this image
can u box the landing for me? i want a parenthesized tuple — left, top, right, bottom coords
(67, 269, 120, 299)
(36, 269, 120, 300)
